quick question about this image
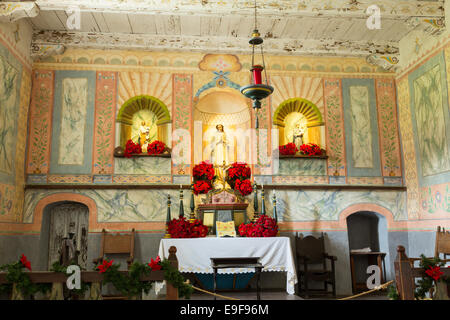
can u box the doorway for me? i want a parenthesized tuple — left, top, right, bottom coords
(47, 202, 89, 269)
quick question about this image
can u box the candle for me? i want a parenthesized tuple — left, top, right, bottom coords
(180, 184, 182, 189)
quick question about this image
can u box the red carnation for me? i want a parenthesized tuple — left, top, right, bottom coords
(235, 179, 253, 196)
(299, 143, 322, 156)
(279, 143, 297, 155)
(124, 139, 142, 158)
(193, 180, 212, 195)
(147, 140, 166, 155)
(239, 215, 278, 237)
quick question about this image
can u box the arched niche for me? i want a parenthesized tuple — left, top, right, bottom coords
(273, 98, 325, 147)
(116, 95, 171, 148)
(193, 89, 251, 165)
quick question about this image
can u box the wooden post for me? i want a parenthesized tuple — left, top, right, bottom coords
(11, 283, 24, 300)
(394, 245, 415, 300)
(49, 282, 64, 300)
(89, 282, 103, 300)
(166, 246, 179, 300)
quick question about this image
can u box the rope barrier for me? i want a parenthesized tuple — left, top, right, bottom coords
(191, 285, 240, 300)
(337, 280, 394, 300)
(186, 280, 394, 301)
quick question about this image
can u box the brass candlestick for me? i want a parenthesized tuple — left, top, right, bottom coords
(189, 182, 196, 223)
(179, 185, 184, 218)
(272, 191, 280, 236)
(164, 194, 171, 238)
(252, 182, 259, 223)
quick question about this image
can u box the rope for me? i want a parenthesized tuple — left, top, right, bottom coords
(185, 280, 394, 301)
(191, 285, 240, 300)
(337, 280, 394, 300)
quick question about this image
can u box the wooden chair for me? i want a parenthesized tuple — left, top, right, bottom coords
(93, 228, 136, 300)
(295, 233, 337, 298)
(409, 226, 450, 266)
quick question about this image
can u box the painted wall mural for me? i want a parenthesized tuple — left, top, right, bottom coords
(50, 70, 95, 174)
(0, 44, 21, 180)
(22, 188, 407, 224)
(58, 78, 88, 165)
(343, 78, 382, 178)
(349, 85, 373, 168)
(0, 37, 30, 223)
(397, 45, 450, 221)
(409, 53, 450, 184)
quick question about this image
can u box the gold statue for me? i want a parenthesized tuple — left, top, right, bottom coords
(139, 121, 150, 152)
(292, 123, 305, 151)
(211, 124, 230, 190)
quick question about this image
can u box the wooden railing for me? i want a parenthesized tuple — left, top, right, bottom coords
(0, 246, 179, 300)
(394, 245, 450, 300)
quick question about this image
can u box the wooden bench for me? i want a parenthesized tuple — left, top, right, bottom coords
(211, 257, 263, 300)
(0, 246, 179, 300)
(394, 245, 450, 300)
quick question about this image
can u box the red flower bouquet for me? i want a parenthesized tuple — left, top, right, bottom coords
(235, 179, 253, 196)
(20, 254, 32, 271)
(226, 162, 252, 195)
(238, 215, 278, 237)
(299, 143, 322, 156)
(279, 142, 298, 155)
(193, 161, 215, 181)
(148, 256, 162, 271)
(147, 140, 166, 155)
(168, 216, 208, 238)
(193, 180, 212, 195)
(124, 139, 142, 158)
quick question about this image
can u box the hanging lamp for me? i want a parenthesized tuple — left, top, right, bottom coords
(240, 0, 274, 129)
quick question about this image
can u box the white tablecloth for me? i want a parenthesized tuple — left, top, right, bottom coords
(158, 236, 298, 295)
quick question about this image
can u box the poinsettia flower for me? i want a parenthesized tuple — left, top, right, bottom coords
(20, 254, 32, 271)
(425, 266, 444, 281)
(97, 259, 114, 273)
(148, 256, 162, 270)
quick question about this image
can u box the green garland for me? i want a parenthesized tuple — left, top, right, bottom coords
(160, 260, 194, 299)
(97, 259, 193, 299)
(0, 260, 51, 298)
(50, 262, 90, 297)
(415, 255, 445, 299)
(100, 261, 154, 299)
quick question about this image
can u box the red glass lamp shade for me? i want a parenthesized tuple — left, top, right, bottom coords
(251, 65, 264, 85)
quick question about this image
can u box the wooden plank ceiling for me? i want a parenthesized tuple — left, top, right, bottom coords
(25, 0, 445, 57)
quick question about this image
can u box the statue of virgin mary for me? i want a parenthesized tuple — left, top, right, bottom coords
(210, 124, 229, 189)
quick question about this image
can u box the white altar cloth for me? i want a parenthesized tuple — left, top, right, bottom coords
(158, 236, 298, 295)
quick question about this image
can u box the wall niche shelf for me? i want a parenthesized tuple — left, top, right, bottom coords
(113, 146, 171, 158)
(279, 154, 328, 159)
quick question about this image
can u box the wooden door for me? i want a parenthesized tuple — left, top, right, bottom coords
(48, 203, 89, 269)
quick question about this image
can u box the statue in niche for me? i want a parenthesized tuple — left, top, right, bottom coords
(292, 123, 305, 151)
(210, 124, 230, 190)
(138, 121, 151, 152)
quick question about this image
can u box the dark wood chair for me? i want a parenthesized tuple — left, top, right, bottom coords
(295, 233, 337, 298)
(409, 226, 450, 266)
(93, 228, 136, 300)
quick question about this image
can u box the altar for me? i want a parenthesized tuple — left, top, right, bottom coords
(158, 237, 298, 295)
